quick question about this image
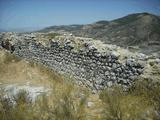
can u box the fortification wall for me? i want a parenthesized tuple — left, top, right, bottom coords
(0, 33, 144, 91)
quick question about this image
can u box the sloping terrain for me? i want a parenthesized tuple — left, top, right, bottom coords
(0, 49, 160, 120)
(0, 50, 62, 86)
(0, 14, 160, 119)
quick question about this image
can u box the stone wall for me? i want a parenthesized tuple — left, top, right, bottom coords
(0, 33, 144, 91)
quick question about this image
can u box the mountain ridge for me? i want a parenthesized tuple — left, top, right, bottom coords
(40, 12, 160, 55)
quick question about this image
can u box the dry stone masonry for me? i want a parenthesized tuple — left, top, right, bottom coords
(0, 32, 145, 91)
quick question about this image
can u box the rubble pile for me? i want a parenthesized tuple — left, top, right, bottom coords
(0, 32, 147, 91)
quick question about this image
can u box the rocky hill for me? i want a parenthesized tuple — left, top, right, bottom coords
(40, 13, 160, 56)
(1, 32, 160, 92)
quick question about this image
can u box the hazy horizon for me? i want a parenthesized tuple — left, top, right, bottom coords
(0, 0, 160, 32)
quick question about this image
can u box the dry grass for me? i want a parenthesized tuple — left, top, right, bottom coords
(0, 50, 63, 87)
(99, 63, 160, 120)
(0, 78, 88, 120)
(46, 33, 60, 40)
(0, 49, 89, 120)
(100, 78, 160, 120)
(0, 49, 160, 120)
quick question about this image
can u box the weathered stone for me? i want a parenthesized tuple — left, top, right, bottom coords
(126, 58, 136, 67)
(0, 32, 145, 91)
(110, 51, 120, 59)
(105, 71, 110, 76)
(107, 81, 113, 87)
(112, 63, 117, 69)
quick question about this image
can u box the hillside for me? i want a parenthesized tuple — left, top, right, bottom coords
(40, 13, 160, 56)
(0, 32, 147, 91)
(1, 34, 160, 119)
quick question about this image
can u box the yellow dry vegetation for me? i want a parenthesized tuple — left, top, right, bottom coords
(0, 49, 160, 120)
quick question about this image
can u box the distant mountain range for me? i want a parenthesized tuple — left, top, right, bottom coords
(0, 27, 44, 33)
(40, 12, 160, 55)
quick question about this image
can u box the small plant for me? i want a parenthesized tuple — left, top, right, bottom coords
(0, 90, 34, 120)
(129, 79, 160, 119)
(99, 79, 160, 120)
(14, 90, 32, 106)
(47, 33, 60, 40)
(53, 85, 86, 120)
(100, 86, 123, 120)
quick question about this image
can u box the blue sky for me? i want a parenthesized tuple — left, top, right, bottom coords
(0, 0, 160, 31)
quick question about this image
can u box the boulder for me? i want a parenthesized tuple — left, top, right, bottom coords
(105, 71, 110, 76)
(107, 81, 113, 87)
(126, 58, 136, 67)
(110, 51, 120, 59)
